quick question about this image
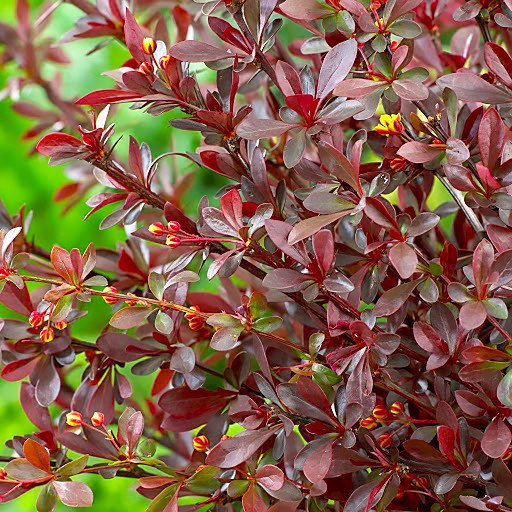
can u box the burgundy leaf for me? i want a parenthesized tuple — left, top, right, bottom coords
(481, 416, 511, 458)
(205, 428, 276, 468)
(316, 39, 357, 99)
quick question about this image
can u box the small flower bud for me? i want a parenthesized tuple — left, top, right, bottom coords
(66, 411, 83, 427)
(372, 404, 389, 421)
(103, 286, 119, 304)
(360, 416, 378, 430)
(54, 320, 68, 330)
(29, 311, 44, 327)
(167, 221, 180, 233)
(390, 401, 405, 417)
(142, 37, 157, 55)
(189, 317, 205, 331)
(220, 435, 231, 442)
(91, 411, 105, 427)
(0, 468, 7, 479)
(390, 156, 407, 172)
(193, 435, 210, 452)
(165, 234, 181, 248)
(185, 305, 200, 320)
(159, 55, 171, 69)
(139, 61, 154, 76)
(390, 40, 399, 51)
(502, 446, 512, 461)
(40, 326, 54, 343)
(149, 222, 166, 236)
(414, 477, 429, 489)
(378, 433, 392, 449)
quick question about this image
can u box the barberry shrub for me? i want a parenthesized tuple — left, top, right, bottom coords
(3, 0, 512, 510)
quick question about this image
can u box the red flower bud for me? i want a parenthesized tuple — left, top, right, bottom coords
(372, 404, 389, 421)
(66, 410, 83, 427)
(378, 433, 392, 449)
(167, 221, 180, 233)
(149, 222, 166, 236)
(390, 156, 407, 172)
(29, 311, 44, 327)
(139, 61, 154, 76)
(185, 305, 200, 320)
(502, 446, 512, 461)
(54, 320, 68, 330)
(360, 416, 378, 429)
(193, 435, 210, 452)
(91, 411, 105, 427)
(103, 286, 119, 304)
(390, 401, 405, 417)
(165, 234, 181, 248)
(414, 477, 429, 489)
(189, 317, 205, 331)
(220, 435, 231, 441)
(142, 37, 157, 55)
(159, 55, 171, 69)
(40, 326, 54, 343)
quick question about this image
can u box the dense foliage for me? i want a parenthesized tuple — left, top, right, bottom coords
(3, 0, 512, 510)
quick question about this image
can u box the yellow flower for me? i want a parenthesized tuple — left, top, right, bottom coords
(40, 326, 54, 343)
(193, 435, 210, 452)
(66, 411, 83, 427)
(91, 412, 105, 427)
(103, 286, 119, 305)
(142, 37, 156, 55)
(375, 113, 403, 136)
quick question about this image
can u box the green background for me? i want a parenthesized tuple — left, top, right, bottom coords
(0, 1, 452, 510)
(0, 1, 204, 509)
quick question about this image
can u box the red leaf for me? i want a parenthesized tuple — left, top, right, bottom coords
(437, 425, 456, 462)
(391, 79, 428, 100)
(478, 107, 504, 170)
(303, 439, 334, 483)
(126, 411, 144, 455)
(317, 39, 357, 99)
(313, 229, 334, 275)
(109, 306, 151, 329)
(364, 197, 399, 231)
(373, 280, 421, 317)
(389, 242, 417, 279)
(481, 417, 512, 458)
(159, 387, 234, 432)
(124, 9, 147, 63)
(437, 72, 512, 104)
(220, 188, 243, 231)
(255, 464, 285, 491)
(53, 481, 94, 507)
(242, 483, 268, 512)
(205, 428, 276, 468)
(36, 133, 83, 157)
(169, 40, 233, 62)
(397, 141, 444, 163)
(75, 89, 143, 106)
(237, 117, 291, 139)
(459, 301, 487, 330)
(1, 357, 39, 382)
(23, 439, 50, 473)
(484, 43, 512, 88)
(333, 78, 387, 98)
